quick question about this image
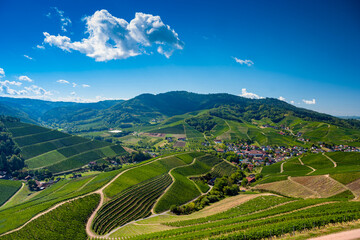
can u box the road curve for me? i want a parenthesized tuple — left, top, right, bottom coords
(307, 228, 360, 240)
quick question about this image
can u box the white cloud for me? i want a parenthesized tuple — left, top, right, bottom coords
(72, 82, 77, 88)
(81, 84, 90, 88)
(57, 79, 70, 84)
(24, 55, 33, 60)
(0, 85, 27, 95)
(0, 80, 22, 86)
(43, 10, 184, 61)
(233, 57, 254, 67)
(36, 45, 45, 49)
(52, 7, 72, 32)
(70, 91, 76, 96)
(278, 96, 285, 101)
(240, 88, 263, 99)
(290, 100, 295, 104)
(302, 99, 316, 105)
(24, 85, 52, 96)
(18, 76, 33, 82)
(0, 68, 4, 78)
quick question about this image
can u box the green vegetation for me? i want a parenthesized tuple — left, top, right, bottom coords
(0, 180, 22, 206)
(210, 161, 237, 177)
(148, 124, 184, 134)
(93, 174, 172, 235)
(330, 172, 360, 185)
(1, 194, 100, 240)
(120, 198, 360, 240)
(154, 155, 223, 213)
(104, 156, 188, 199)
(2, 119, 127, 174)
(0, 169, 122, 234)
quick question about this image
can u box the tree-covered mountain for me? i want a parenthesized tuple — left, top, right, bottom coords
(0, 91, 359, 132)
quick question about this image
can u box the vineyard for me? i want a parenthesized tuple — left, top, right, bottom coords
(3, 121, 127, 173)
(0, 180, 22, 206)
(0, 194, 100, 240)
(108, 195, 360, 240)
(93, 174, 172, 235)
(154, 155, 223, 213)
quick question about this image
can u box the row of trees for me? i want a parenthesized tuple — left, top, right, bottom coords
(0, 117, 25, 174)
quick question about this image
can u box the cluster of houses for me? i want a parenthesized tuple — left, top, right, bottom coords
(24, 175, 60, 191)
(214, 140, 360, 168)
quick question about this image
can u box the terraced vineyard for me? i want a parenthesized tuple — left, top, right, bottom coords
(105, 195, 360, 240)
(105, 194, 360, 240)
(93, 174, 172, 235)
(256, 152, 360, 199)
(0, 180, 22, 206)
(2, 120, 127, 173)
(154, 155, 223, 213)
(1, 194, 100, 240)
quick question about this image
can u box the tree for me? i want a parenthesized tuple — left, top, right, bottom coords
(241, 178, 248, 187)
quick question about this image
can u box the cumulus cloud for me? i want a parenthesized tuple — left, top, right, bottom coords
(302, 99, 316, 105)
(72, 82, 77, 88)
(24, 85, 52, 96)
(81, 84, 90, 88)
(0, 80, 22, 86)
(278, 96, 285, 101)
(24, 55, 33, 60)
(57, 79, 70, 84)
(0, 68, 4, 78)
(36, 45, 45, 49)
(290, 100, 295, 104)
(43, 10, 184, 61)
(240, 88, 264, 99)
(50, 7, 72, 32)
(18, 76, 33, 82)
(233, 57, 254, 67)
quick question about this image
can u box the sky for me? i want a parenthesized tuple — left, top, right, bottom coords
(0, 0, 359, 116)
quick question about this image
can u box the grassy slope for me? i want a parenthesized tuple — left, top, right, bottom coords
(4, 121, 126, 173)
(0, 180, 22, 206)
(1, 194, 100, 240)
(0, 169, 122, 234)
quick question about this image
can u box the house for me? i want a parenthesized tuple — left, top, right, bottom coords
(246, 175, 256, 183)
(214, 140, 222, 144)
(178, 137, 186, 141)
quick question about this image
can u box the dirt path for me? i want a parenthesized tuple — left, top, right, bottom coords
(0, 191, 98, 237)
(151, 157, 198, 214)
(1, 182, 25, 208)
(0, 154, 181, 238)
(298, 157, 304, 165)
(306, 165, 316, 175)
(85, 154, 183, 239)
(326, 175, 358, 199)
(288, 176, 321, 198)
(280, 161, 285, 173)
(322, 152, 337, 167)
(308, 228, 360, 240)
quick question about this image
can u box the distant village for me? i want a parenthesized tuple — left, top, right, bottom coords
(213, 139, 360, 169)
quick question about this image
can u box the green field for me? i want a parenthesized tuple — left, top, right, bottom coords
(104, 156, 189, 199)
(154, 155, 222, 213)
(93, 174, 172, 234)
(1, 194, 100, 240)
(107, 195, 360, 240)
(0, 180, 22, 206)
(0, 169, 123, 234)
(4, 121, 127, 173)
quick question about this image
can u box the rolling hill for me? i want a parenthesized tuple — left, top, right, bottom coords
(1, 119, 127, 174)
(256, 152, 360, 199)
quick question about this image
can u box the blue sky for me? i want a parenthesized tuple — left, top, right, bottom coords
(0, 0, 359, 116)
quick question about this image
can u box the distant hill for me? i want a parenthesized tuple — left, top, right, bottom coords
(0, 91, 360, 142)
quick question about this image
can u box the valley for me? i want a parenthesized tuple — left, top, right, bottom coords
(0, 92, 359, 240)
